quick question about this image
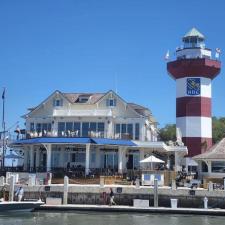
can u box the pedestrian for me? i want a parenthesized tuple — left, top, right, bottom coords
(109, 188, 116, 206)
(15, 186, 24, 202)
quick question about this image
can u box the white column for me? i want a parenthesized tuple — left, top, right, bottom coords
(85, 144, 90, 175)
(35, 148, 40, 170)
(107, 120, 113, 138)
(29, 145, 34, 171)
(46, 144, 52, 172)
(118, 147, 124, 174)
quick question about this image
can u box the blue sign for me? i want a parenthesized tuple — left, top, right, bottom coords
(186, 78, 201, 95)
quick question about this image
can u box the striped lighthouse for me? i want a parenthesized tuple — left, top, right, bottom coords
(167, 28, 221, 157)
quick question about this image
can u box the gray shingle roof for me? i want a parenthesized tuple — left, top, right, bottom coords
(193, 138, 225, 160)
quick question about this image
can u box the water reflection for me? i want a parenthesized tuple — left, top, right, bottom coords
(0, 212, 224, 225)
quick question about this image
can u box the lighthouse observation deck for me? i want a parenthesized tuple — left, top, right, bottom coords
(167, 58, 221, 80)
(167, 28, 221, 80)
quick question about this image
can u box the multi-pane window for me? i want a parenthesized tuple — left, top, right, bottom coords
(106, 98, 116, 107)
(53, 99, 63, 107)
(114, 123, 134, 140)
(135, 123, 140, 140)
(58, 122, 65, 137)
(82, 122, 89, 137)
(30, 123, 35, 132)
(74, 122, 81, 136)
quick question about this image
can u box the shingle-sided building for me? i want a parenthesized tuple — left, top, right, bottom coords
(13, 90, 187, 175)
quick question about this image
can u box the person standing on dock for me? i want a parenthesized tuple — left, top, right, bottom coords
(15, 186, 24, 202)
(109, 188, 116, 206)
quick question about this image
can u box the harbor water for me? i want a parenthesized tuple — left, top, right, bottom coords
(0, 212, 224, 225)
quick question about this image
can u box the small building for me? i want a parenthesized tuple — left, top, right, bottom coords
(12, 90, 187, 176)
(193, 138, 225, 184)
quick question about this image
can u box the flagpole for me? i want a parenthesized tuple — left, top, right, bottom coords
(2, 88, 5, 169)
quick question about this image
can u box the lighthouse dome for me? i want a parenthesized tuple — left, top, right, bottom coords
(182, 27, 205, 49)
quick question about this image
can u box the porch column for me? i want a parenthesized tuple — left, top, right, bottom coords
(85, 144, 90, 175)
(118, 146, 126, 174)
(29, 145, 34, 171)
(35, 148, 40, 171)
(23, 147, 29, 171)
(207, 161, 212, 174)
(46, 144, 52, 172)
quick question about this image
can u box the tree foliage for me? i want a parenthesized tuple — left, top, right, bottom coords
(212, 117, 225, 144)
(158, 124, 176, 143)
(159, 117, 225, 144)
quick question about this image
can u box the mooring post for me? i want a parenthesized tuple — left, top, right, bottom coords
(9, 175, 15, 201)
(63, 176, 69, 205)
(154, 179, 158, 207)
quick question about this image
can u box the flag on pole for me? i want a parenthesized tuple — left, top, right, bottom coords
(215, 48, 221, 59)
(165, 50, 170, 60)
(2, 88, 5, 100)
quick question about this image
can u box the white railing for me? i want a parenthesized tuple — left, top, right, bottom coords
(53, 109, 112, 117)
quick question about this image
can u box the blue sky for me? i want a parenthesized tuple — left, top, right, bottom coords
(0, 0, 224, 131)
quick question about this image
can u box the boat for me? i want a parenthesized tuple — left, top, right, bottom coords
(0, 200, 44, 212)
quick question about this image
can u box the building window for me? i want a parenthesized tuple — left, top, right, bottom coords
(74, 122, 81, 136)
(106, 98, 116, 107)
(127, 124, 133, 139)
(212, 161, 225, 173)
(201, 161, 208, 172)
(53, 99, 63, 107)
(135, 123, 140, 140)
(36, 123, 41, 133)
(82, 122, 89, 137)
(114, 123, 133, 140)
(91, 151, 96, 163)
(66, 122, 73, 136)
(30, 123, 35, 132)
(58, 122, 65, 137)
(77, 95, 90, 103)
(97, 122, 105, 137)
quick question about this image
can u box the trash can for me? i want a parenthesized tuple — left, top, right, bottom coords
(170, 199, 178, 208)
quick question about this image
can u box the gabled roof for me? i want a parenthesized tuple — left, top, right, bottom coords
(183, 27, 205, 39)
(23, 90, 68, 118)
(193, 138, 225, 160)
(24, 90, 156, 120)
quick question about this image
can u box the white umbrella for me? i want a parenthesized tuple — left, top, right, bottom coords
(140, 155, 165, 170)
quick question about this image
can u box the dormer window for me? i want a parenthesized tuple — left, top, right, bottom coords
(107, 98, 116, 107)
(76, 95, 90, 103)
(53, 98, 63, 107)
(79, 97, 89, 103)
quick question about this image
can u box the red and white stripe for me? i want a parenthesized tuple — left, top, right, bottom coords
(176, 77, 212, 156)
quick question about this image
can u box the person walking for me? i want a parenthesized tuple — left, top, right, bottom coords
(109, 188, 116, 206)
(15, 186, 24, 202)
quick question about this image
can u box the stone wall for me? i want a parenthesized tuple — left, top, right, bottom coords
(1, 184, 225, 208)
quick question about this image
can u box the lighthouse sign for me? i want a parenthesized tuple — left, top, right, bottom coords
(186, 78, 201, 95)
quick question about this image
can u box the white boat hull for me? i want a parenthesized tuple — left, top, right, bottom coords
(0, 201, 44, 212)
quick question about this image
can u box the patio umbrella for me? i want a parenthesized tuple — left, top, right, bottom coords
(140, 155, 165, 170)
